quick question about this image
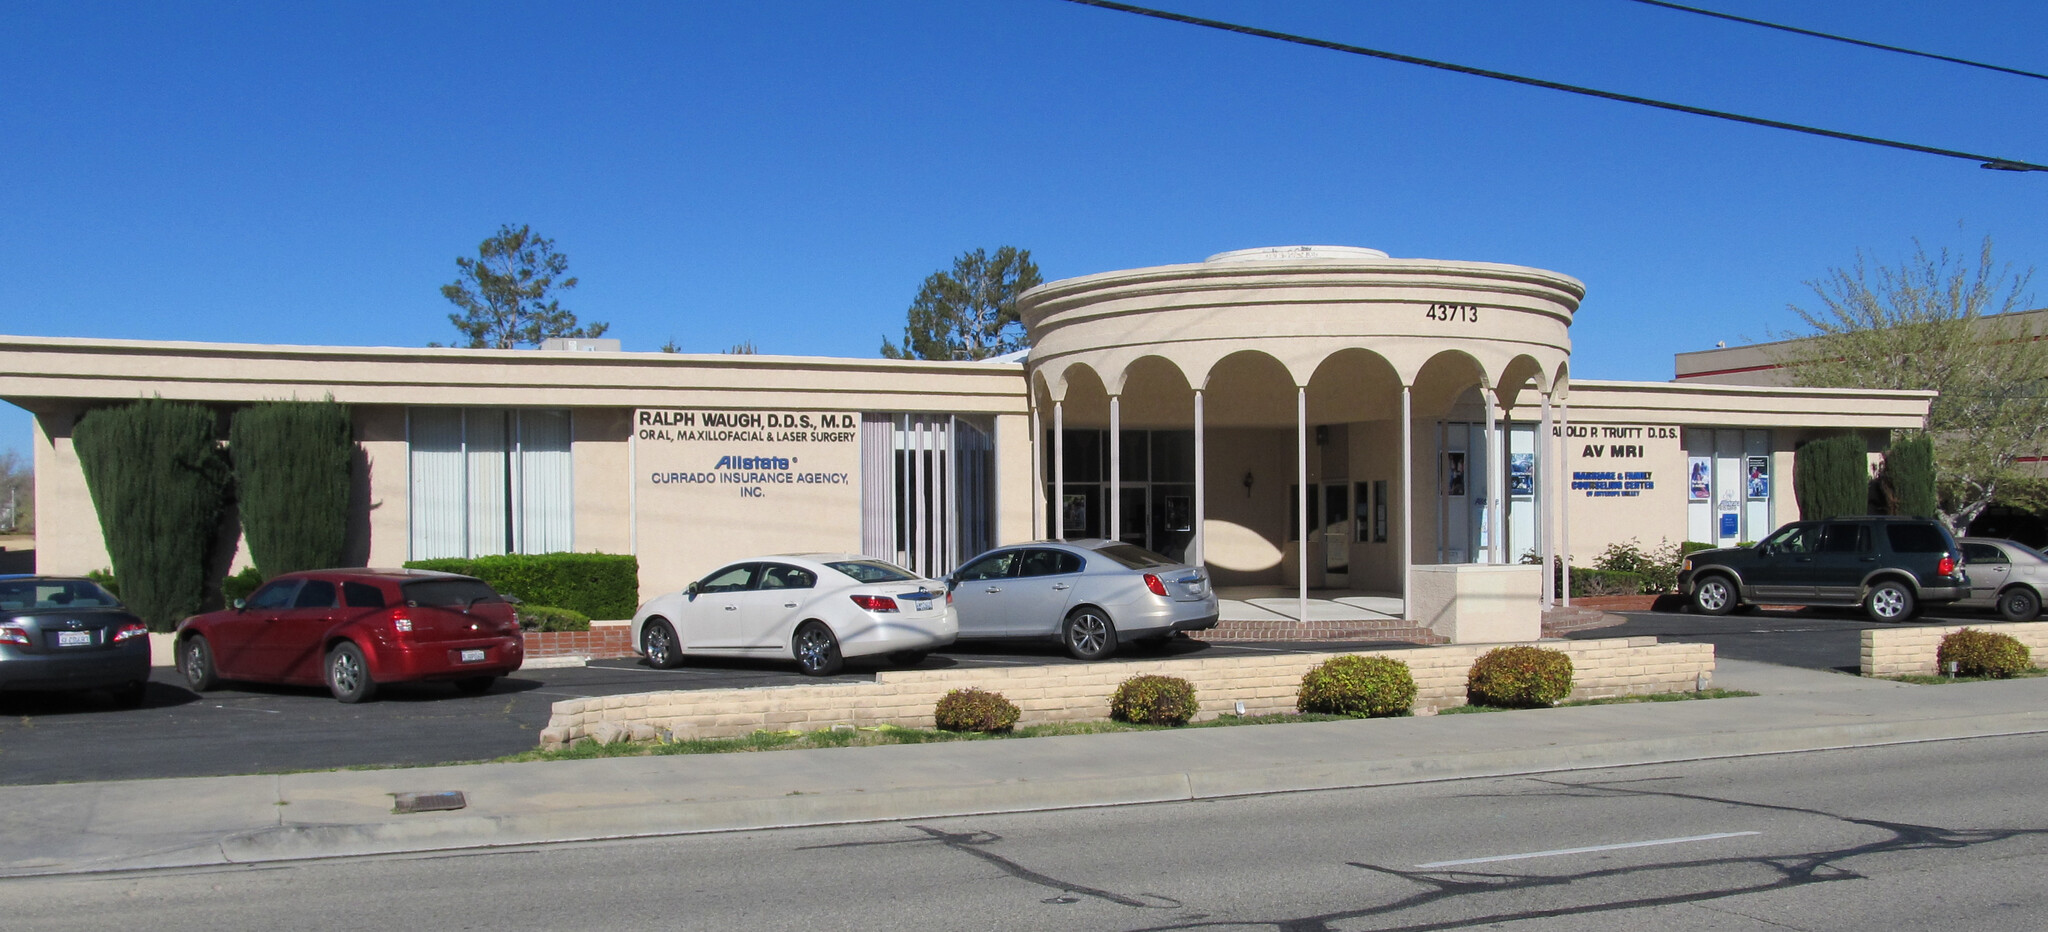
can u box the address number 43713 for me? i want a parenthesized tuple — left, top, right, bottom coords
(1425, 303, 1479, 323)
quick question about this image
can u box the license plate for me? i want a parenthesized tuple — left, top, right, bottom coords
(459, 648, 486, 663)
(915, 600, 932, 611)
(56, 630, 92, 648)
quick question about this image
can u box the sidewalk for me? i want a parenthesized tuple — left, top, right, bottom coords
(3, 659, 2045, 878)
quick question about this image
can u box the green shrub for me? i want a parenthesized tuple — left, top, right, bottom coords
(516, 604, 592, 632)
(933, 688, 1020, 733)
(1109, 674, 1199, 726)
(229, 400, 353, 578)
(1296, 655, 1415, 717)
(1467, 646, 1575, 708)
(1590, 539, 1679, 593)
(1881, 433, 1937, 518)
(1679, 541, 1717, 559)
(221, 566, 264, 605)
(87, 568, 120, 599)
(404, 552, 639, 619)
(1936, 628, 2030, 678)
(1795, 434, 1868, 520)
(73, 399, 232, 630)
(1570, 568, 1646, 597)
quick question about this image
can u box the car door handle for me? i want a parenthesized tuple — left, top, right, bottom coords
(1052, 583, 1071, 590)
(783, 602, 798, 609)
(1860, 556, 1878, 562)
(983, 586, 1003, 593)
(723, 605, 738, 611)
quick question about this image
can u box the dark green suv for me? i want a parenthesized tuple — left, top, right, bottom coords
(1678, 516, 1968, 622)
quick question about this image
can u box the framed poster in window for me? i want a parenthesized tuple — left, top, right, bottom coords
(1746, 456, 1770, 500)
(1373, 479, 1388, 542)
(1061, 494, 1087, 535)
(1163, 495, 1192, 532)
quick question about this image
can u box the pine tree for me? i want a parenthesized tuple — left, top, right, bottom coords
(1881, 433, 1937, 518)
(230, 400, 354, 578)
(1793, 434, 1869, 520)
(72, 399, 231, 630)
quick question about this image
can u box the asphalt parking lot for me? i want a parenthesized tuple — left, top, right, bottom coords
(1566, 604, 2005, 672)
(0, 636, 1422, 785)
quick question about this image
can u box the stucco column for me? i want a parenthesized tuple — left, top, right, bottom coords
(1401, 384, 1414, 614)
(1538, 390, 1555, 609)
(1483, 386, 1501, 564)
(1109, 395, 1121, 545)
(1054, 401, 1065, 541)
(1193, 389, 1206, 567)
(1029, 402, 1042, 540)
(1297, 385, 1308, 624)
(1558, 397, 1571, 607)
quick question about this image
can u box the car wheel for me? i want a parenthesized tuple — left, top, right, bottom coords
(888, 649, 930, 667)
(454, 676, 497, 695)
(1689, 575, 1737, 616)
(326, 641, 378, 703)
(793, 621, 843, 676)
(1062, 607, 1118, 661)
(180, 635, 219, 691)
(110, 680, 148, 709)
(641, 618, 683, 669)
(1865, 581, 1916, 622)
(1998, 587, 2042, 622)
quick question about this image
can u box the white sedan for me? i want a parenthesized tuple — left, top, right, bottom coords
(631, 554, 957, 675)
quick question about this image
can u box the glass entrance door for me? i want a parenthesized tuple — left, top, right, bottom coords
(1321, 482, 1349, 586)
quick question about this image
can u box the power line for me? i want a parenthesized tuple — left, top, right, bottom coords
(1625, 0, 2048, 82)
(1055, 0, 2048, 173)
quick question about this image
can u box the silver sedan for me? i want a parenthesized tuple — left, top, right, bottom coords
(1957, 538, 2047, 621)
(946, 540, 1219, 661)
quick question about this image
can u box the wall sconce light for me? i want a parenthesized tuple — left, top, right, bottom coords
(1242, 472, 1254, 497)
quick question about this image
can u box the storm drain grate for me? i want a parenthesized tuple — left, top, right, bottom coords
(392, 791, 468, 814)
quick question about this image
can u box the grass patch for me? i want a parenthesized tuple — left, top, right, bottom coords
(499, 712, 1361, 764)
(1439, 688, 1758, 715)
(1883, 667, 2048, 685)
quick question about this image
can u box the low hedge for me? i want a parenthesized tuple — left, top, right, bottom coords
(1570, 568, 1646, 597)
(1109, 674, 1199, 726)
(934, 688, 1020, 732)
(1297, 655, 1415, 717)
(1467, 645, 1574, 708)
(1937, 628, 2030, 678)
(516, 604, 592, 632)
(404, 552, 638, 620)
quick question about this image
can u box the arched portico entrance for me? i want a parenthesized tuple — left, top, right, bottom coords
(1021, 246, 1582, 618)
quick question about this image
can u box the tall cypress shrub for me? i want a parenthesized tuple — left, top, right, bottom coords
(72, 399, 231, 630)
(230, 400, 354, 578)
(1881, 433, 1937, 518)
(1793, 434, 1868, 520)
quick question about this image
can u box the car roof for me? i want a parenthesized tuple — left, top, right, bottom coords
(269, 567, 476, 582)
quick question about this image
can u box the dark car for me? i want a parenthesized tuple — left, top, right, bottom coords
(175, 568, 523, 703)
(946, 540, 1219, 660)
(0, 575, 152, 706)
(1679, 516, 1968, 622)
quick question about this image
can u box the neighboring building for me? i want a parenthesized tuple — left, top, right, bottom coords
(0, 246, 1932, 607)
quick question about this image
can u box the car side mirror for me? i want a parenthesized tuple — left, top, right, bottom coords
(685, 581, 700, 599)
(233, 598, 247, 611)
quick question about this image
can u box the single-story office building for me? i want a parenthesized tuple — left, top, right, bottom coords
(1, 246, 1932, 612)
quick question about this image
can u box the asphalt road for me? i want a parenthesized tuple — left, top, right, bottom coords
(10, 732, 2047, 930)
(0, 636, 1422, 785)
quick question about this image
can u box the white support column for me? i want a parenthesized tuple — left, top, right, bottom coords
(945, 414, 958, 572)
(1401, 385, 1414, 615)
(914, 415, 929, 576)
(1029, 402, 1042, 540)
(1538, 391, 1555, 609)
(1297, 385, 1308, 624)
(1053, 402, 1065, 541)
(1193, 389, 1206, 568)
(1109, 395, 1121, 545)
(1559, 397, 1571, 606)
(1483, 387, 1502, 564)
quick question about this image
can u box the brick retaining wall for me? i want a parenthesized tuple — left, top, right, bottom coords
(1861, 620, 2048, 676)
(525, 627, 634, 660)
(542, 636, 1715, 745)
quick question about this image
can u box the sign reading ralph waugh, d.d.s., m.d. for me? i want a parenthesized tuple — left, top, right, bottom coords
(634, 409, 858, 501)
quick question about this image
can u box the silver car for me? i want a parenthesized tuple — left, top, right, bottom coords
(946, 540, 1219, 660)
(1956, 538, 2047, 621)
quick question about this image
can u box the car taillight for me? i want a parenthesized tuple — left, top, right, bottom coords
(390, 610, 414, 634)
(1143, 573, 1168, 597)
(112, 622, 149, 643)
(946, 589, 953, 606)
(1938, 556, 1956, 576)
(850, 594, 898, 613)
(0, 627, 27, 646)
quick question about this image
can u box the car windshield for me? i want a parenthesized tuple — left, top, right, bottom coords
(0, 579, 121, 611)
(403, 578, 504, 607)
(826, 560, 919, 584)
(1093, 543, 1175, 570)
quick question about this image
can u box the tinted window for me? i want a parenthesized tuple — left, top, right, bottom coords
(827, 560, 919, 583)
(1020, 549, 1084, 577)
(953, 552, 1020, 582)
(1093, 543, 1174, 569)
(1761, 523, 1816, 554)
(1962, 543, 2008, 564)
(0, 580, 119, 610)
(293, 580, 338, 608)
(247, 580, 300, 610)
(1887, 524, 1951, 554)
(696, 564, 758, 593)
(759, 564, 817, 589)
(343, 582, 388, 608)
(403, 578, 502, 607)
(1819, 524, 1869, 554)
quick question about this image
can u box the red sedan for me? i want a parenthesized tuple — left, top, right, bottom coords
(175, 568, 524, 702)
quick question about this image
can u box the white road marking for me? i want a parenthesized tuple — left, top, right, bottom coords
(1415, 831, 1760, 869)
(210, 704, 283, 714)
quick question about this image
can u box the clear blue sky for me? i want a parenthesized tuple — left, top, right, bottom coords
(5, 0, 2045, 459)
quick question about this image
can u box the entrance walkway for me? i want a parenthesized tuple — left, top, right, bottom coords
(1202, 587, 1442, 643)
